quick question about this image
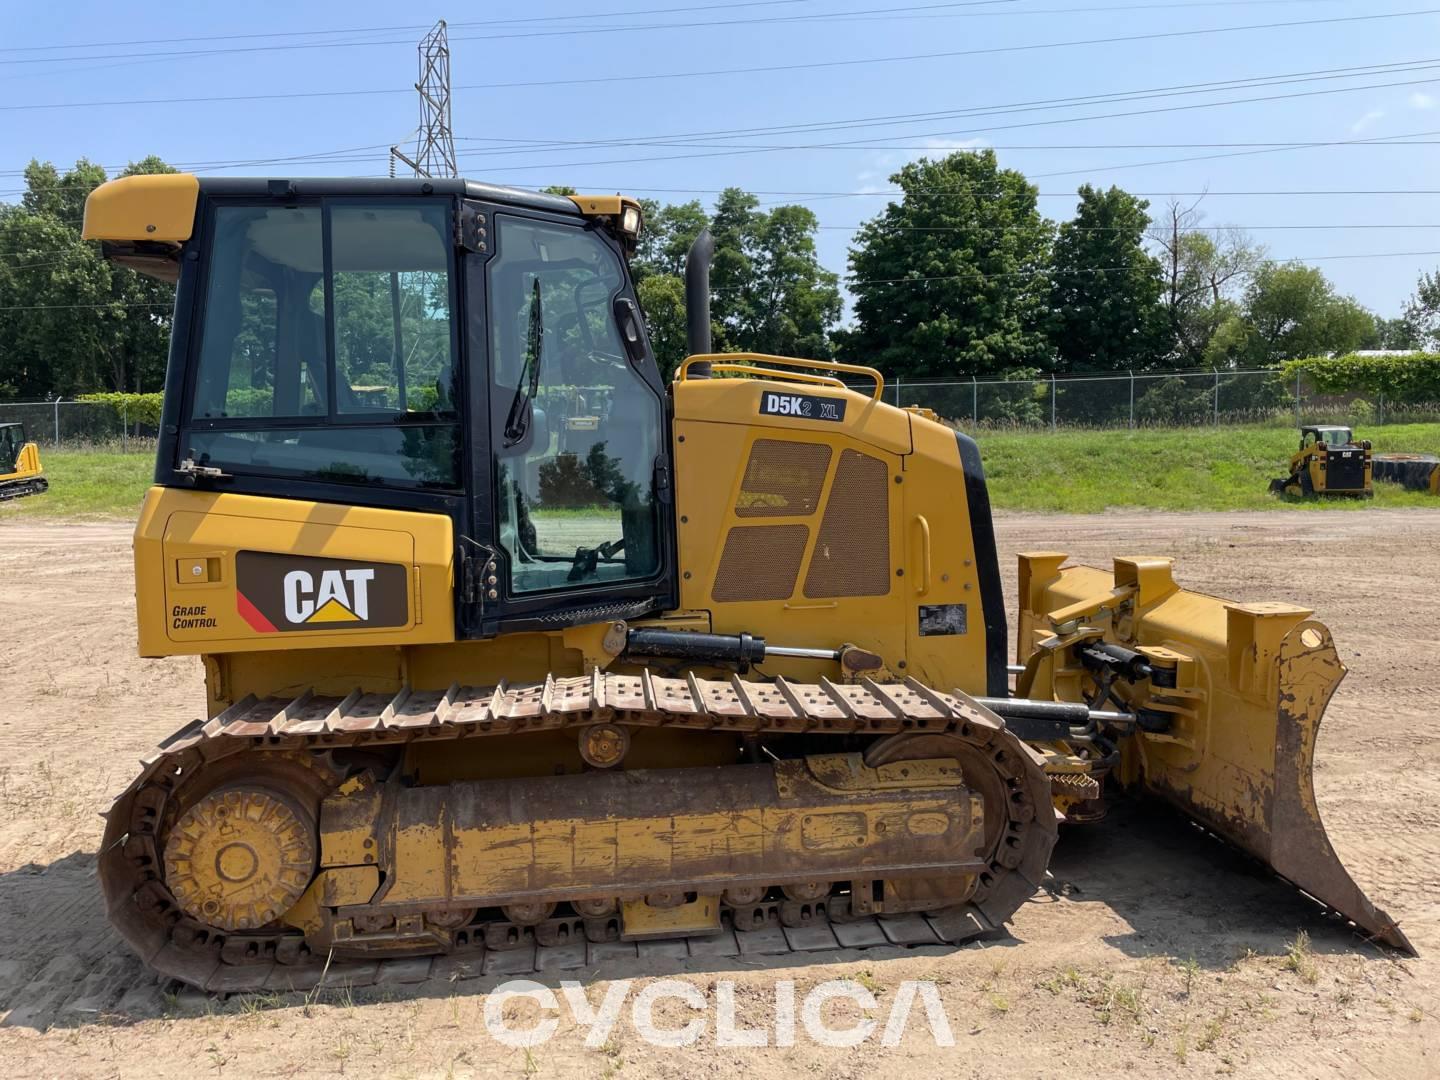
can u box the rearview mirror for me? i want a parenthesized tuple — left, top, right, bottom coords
(613, 297, 648, 366)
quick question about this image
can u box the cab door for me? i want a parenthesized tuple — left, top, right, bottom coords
(464, 206, 676, 636)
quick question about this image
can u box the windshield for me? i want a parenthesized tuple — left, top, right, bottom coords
(488, 215, 662, 595)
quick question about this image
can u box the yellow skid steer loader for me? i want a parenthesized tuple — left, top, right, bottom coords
(1269, 425, 1372, 498)
(79, 174, 1409, 992)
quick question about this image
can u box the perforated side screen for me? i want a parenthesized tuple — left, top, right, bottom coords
(803, 449, 890, 598)
(712, 525, 810, 602)
(735, 440, 832, 518)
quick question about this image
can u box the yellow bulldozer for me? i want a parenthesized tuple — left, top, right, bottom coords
(80, 174, 1409, 992)
(0, 422, 48, 500)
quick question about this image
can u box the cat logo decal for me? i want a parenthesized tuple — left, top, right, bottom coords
(235, 552, 408, 633)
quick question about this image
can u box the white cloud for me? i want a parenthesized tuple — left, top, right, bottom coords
(1410, 91, 1437, 110)
(852, 137, 990, 193)
(1350, 108, 1386, 133)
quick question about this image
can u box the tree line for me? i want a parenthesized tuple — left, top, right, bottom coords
(3, 150, 1439, 401)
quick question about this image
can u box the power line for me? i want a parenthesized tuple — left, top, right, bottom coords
(7, 219, 1440, 272)
(636, 184, 1440, 198)
(1, 7, 1431, 67)
(448, 56, 1440, 152)
(819, 222, 1440, 231)
(0, 2, 857, 54)
(0, 256, 101, 271)
(451, 3, 1440, 45)
(0, 0, 1354, 52)
(0, 1, 927, 55)
(436, 70, 1440, 172)
(0, 143, 393, 180)
(466, 136, 1440, 158)
(1023, 125, 1440, 181)
(5, 37, 1428, 119)
(834, 249, 1440, 289)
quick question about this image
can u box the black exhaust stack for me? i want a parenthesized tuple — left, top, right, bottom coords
(684, 229, 714, 377)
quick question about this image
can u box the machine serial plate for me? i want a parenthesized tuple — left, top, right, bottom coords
(918, 603, 968, 636)
(758, 391, 847, 422)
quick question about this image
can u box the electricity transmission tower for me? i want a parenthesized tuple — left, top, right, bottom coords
(390, 20, 457, 179)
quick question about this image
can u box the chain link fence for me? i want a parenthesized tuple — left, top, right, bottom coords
(875, 368, 1440, 431)
(0, 400, 158, 451)
(4, 369, 1437, 450)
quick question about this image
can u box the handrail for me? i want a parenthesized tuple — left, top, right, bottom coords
(912, 514, 932, 596)
(700, 364, 848, 390)
(679, 352, 885, 402)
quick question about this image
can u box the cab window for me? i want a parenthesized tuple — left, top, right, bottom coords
(186, 201, 459, 489)
(0, 426, 19, 474)
(488, 215, 662, 595)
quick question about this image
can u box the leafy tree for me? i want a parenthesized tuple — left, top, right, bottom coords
(21, 158, 106, 223)
(1048, 184, 1168, 371)
(1402, 269, 1440, 350)
(842, 150, 1054, 377)
(0, 156, 178, 397)
(1240, 263, 1374, 364)
(629, 189, 838, 370)
(708, 190, 840, 359)
(633, 199, 707, 282)
(1200, 311, 1251, 369)
(1369, 315, 1420, 351)
(1148, 200, 1264, 366)
(0, 206, 109, 396)
(635, 273, 688, 378)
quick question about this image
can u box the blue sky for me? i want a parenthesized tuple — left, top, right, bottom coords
(4, 0, 1440, 318)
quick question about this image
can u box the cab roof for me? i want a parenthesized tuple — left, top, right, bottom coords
(191, 176, 587, 216)
(83, 174, 636, 246)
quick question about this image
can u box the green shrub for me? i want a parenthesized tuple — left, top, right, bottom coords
(76, 391, 164, 427)
(1135, 377, 1212, 425)
(1284, 353, 1440, 403)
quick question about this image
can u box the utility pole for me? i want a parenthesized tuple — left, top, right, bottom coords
(390, 20, 457, 179)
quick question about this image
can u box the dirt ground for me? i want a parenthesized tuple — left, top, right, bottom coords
(0, 511, 1436, 1078)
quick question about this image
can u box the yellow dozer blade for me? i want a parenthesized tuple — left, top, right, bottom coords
(1016, 552, 1412, 954)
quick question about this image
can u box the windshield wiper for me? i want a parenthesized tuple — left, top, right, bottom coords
(503, 278, 544, 447)
(568, 537, 626, 582)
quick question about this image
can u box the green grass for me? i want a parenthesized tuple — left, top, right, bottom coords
(975, 421, 1440, 513)
(2, 448, 152, 519)
(6, 422, 1440, 521)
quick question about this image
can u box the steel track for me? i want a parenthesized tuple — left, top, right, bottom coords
(100, 671, 1058, 993)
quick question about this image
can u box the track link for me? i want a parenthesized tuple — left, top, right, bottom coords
(101, 671, 1058, 993)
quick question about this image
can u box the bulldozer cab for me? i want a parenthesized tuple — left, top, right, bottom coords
(88, 177, 672, 637)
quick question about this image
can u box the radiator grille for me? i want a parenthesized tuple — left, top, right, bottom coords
(803, 449, 890, 598)
(712, 525, 810, 602)
(735, 439, 832, 518)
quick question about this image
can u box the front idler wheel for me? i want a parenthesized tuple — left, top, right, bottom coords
(162, 785, 318, 932)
